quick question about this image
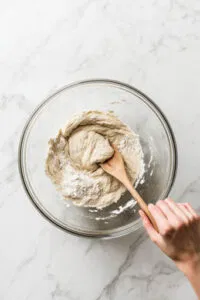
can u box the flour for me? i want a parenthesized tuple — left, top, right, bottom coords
(61, 163, 101, 203)
(111, 199, 137, 215)
(118, 135, 139, 152)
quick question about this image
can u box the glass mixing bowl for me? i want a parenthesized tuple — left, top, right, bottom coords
(19, 79, 177, 238)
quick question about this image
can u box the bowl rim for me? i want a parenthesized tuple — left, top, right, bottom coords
(18, 78, 178, 239)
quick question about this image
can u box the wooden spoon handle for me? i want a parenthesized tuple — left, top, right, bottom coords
(124, 180, 159, 232)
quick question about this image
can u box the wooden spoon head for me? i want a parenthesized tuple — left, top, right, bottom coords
(100, 145, 126, 181)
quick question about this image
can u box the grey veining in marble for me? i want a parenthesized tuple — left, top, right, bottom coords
(1, 0, 200, 299)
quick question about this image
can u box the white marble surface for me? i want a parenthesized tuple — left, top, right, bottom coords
(1, 0, 200, 299)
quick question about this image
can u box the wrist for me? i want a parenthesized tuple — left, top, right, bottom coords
(175, 254, 200, 278)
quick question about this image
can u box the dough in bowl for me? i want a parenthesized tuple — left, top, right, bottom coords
(45, 111, 144, 209)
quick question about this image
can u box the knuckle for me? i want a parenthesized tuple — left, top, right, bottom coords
(192, 215, 200, 223)
(191, 215, 197, 221)
(189, 214, 197, 220)
(196, 215, 200, 221)
(160, 225, 172, 236)
(183, 215, 188, 222)
(189, 214, 194, 220)
(175, 221, 184, 230)
(187, 217, 193, 224)
(187, 216, 196, 225)
(184, 219, 190, 226)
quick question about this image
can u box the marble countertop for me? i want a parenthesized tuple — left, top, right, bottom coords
(1, 0, 200, 299)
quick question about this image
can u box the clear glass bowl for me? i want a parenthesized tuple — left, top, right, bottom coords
(19, 79, 177, 238)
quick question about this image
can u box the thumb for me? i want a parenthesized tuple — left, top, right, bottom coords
(139, 210, 160, 243)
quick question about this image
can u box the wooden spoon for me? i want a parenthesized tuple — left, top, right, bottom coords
(100, 145, 158, 232)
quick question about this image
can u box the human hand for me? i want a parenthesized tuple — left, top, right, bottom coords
(139, 199, 200, 273)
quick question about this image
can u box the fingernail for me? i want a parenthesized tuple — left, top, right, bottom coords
(148, 203, 154, 209)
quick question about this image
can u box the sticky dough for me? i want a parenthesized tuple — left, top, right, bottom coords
(45, 111, 144, 209)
